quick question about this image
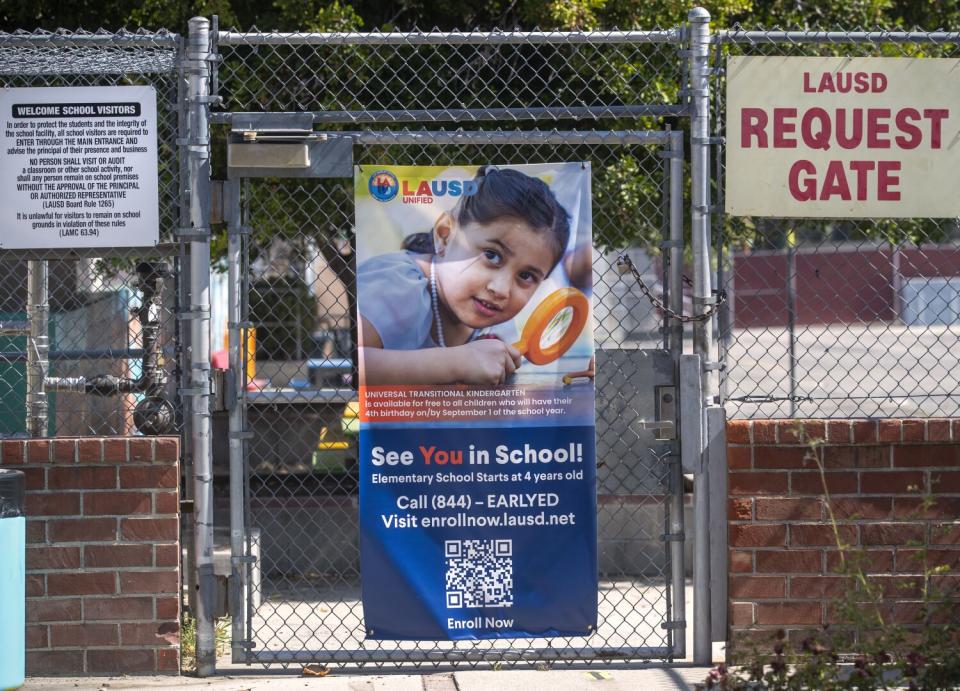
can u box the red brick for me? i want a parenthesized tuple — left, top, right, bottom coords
(729, 498, 753, 521)
(120, 465, 178, 489)
(26, 574, 44, 596)
(902, 420, 926, 442)
(84, 491, 152, 515)
(51, 439, 77, 463)
(831, 497, 892, 519)
(121, 621, 180, 646)
(894, 497, 960, 519)
(27, 597, 81, 622)
(860, 471, 925, 494)
(879, 420, 902, 443)
(730, 575, 785, 599)
(25, 492, 80, 516)
(50, 623, 119, 647)
(21, 467, 45, 490)
(129, 438, 154, 462)
(26, 650, 84, 675)
(1, 440, 24, 464)
(756, 550, 822, 573)
(790, 524, 856, 547)
(730, 471, 788, 495)
(753, 421, 777, 443)
(730, 602, 754, 626)
(730, 550, 753, 573)
(827, 421, 851, 443)
(83, 596, 154, 621)
(728, 446, 751, 470)
(48, 466, 116, 490)
(27, 546, 81, 570)
(157, 647, 180, 672)
(754, 447, 811, 469)
(826, 549, 893, 574)
(155, 437, 179, 462)
(857, 446, 891, 468)
(896, 549, 960, 574)
(121, 517, 178, 541)
(156, 596, 179, 620)
(85, 544, 153, 568)
(852, 421, 877, 444)
(894, 444, 960, 468)
(756, 602, 822, 625)
(756, 497, 822, 521)
(778, 422, 802, 443)
(931, 522, 960, 545)
(48, 517, 118, 542)
(798, 421, 826, 443)
(77, 439, 102, 462)
(88, 649, 156, 674)
(26, 624, 48, 649)
(928, 420, 952, 442)
(931, 471, 960, 493)
(47, 572, 116, 596)
(820, 447, 857, 469)
(102, 438, 128, 462)
(868, 575, 924, 598)
(26, 440, 50, 463)
(120, 570, 179, 594)
(861, 522, 925, 546)
(26, 519, 45, 543)
(731, 524, 786, 548)
(791, 471, 857, 495)
(789, 576, 848, 598)
(154, 491, 179, 514)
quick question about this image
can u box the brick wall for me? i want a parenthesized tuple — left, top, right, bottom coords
(728, 419, 960, 649)
(0, 437, 181, 675)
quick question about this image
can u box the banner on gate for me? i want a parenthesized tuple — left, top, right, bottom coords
(355, 163, 597, 640)
(725, 57, 960, 218)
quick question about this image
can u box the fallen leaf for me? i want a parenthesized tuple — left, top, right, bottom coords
(302, 664, 330, 677)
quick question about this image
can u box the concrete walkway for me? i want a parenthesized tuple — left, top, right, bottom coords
(23, 665, 713, 691)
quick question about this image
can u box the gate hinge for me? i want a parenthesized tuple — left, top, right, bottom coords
(227, 320, 254, 329)
(659, 239, 682, 249)
(236, 639, 256, 649)
(703, 361, 726, 372)
(692, 136, 724, 145)
(657, 150, 683, 160)
(177, 226, 211, 240)
(227, 225, 252, 236)
(661, 620, 687, 630)
(229, 430, 254, 440)
(231, 555, 257, 565)
(661, 532, 685, 542)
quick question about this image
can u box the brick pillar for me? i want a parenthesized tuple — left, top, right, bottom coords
(727, 419, 960, 650)
(0, 437, 181, 675)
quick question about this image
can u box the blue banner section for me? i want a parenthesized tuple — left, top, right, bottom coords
(360, 424, 597, 640)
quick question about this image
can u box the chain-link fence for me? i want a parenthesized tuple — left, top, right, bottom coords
(713, 28, 960, 419)
(0, 29, 187, 437)
(212, 28, 690, 664)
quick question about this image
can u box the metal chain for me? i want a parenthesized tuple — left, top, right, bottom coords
(616, 253, 725, 323)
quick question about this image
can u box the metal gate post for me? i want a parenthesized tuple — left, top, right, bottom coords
(667, 130, 686, 660)
(26, 260, 49, 438)
(688, 6, 716, 666)
(186, 15, 216, 677)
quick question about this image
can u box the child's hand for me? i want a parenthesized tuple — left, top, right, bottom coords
(455, 339, 522, 385)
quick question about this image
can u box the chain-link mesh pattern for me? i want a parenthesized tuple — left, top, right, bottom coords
(0, 30, 185, 436)
(713, 28, 960, 419)
(217, 27, 688, 664)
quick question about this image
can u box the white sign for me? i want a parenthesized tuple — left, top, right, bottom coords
(725, 57, 960, 218)
(0, 86, 160, 248)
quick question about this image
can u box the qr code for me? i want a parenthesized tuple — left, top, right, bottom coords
(444, 539, 513, 609)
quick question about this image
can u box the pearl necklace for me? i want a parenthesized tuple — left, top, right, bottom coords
(430, 255, 446, 347)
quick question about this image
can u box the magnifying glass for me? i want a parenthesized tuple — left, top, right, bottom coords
(513, 287, 589, 365)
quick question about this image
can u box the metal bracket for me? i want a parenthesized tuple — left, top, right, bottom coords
(226, 225, 252, 236)
(659, 239, 682, 249)
(177, 227, 211, 240)
(661, 620, 687, 630)
(657, 149, 683, 159)
(179, 386, 209, 396)
(179, 309, 210, 319)
(661, 532, 685, 542)
(231, 555, 257, 565)
(235, 639, 256, 650)
(692, 136, 725, 145)
(229, 430, 254, 440)
(227, 320, 254, 329)
(703, 361, 725, 372)
(694, 204, 718, 214)
(692, 295, 719, 306)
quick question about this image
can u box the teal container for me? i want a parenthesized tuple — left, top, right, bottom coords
(0, 469, 24, 690)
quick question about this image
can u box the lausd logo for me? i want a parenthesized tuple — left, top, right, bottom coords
(399, 177, 478, 205)
(369, 170, 399, 202)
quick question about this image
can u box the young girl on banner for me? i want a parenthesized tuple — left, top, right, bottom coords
(358, 166, 589, 386)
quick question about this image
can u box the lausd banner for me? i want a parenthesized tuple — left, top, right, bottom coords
(355, 163, 597, 640)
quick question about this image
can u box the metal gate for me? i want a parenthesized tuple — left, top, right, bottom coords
(210, 26, 694, 665)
